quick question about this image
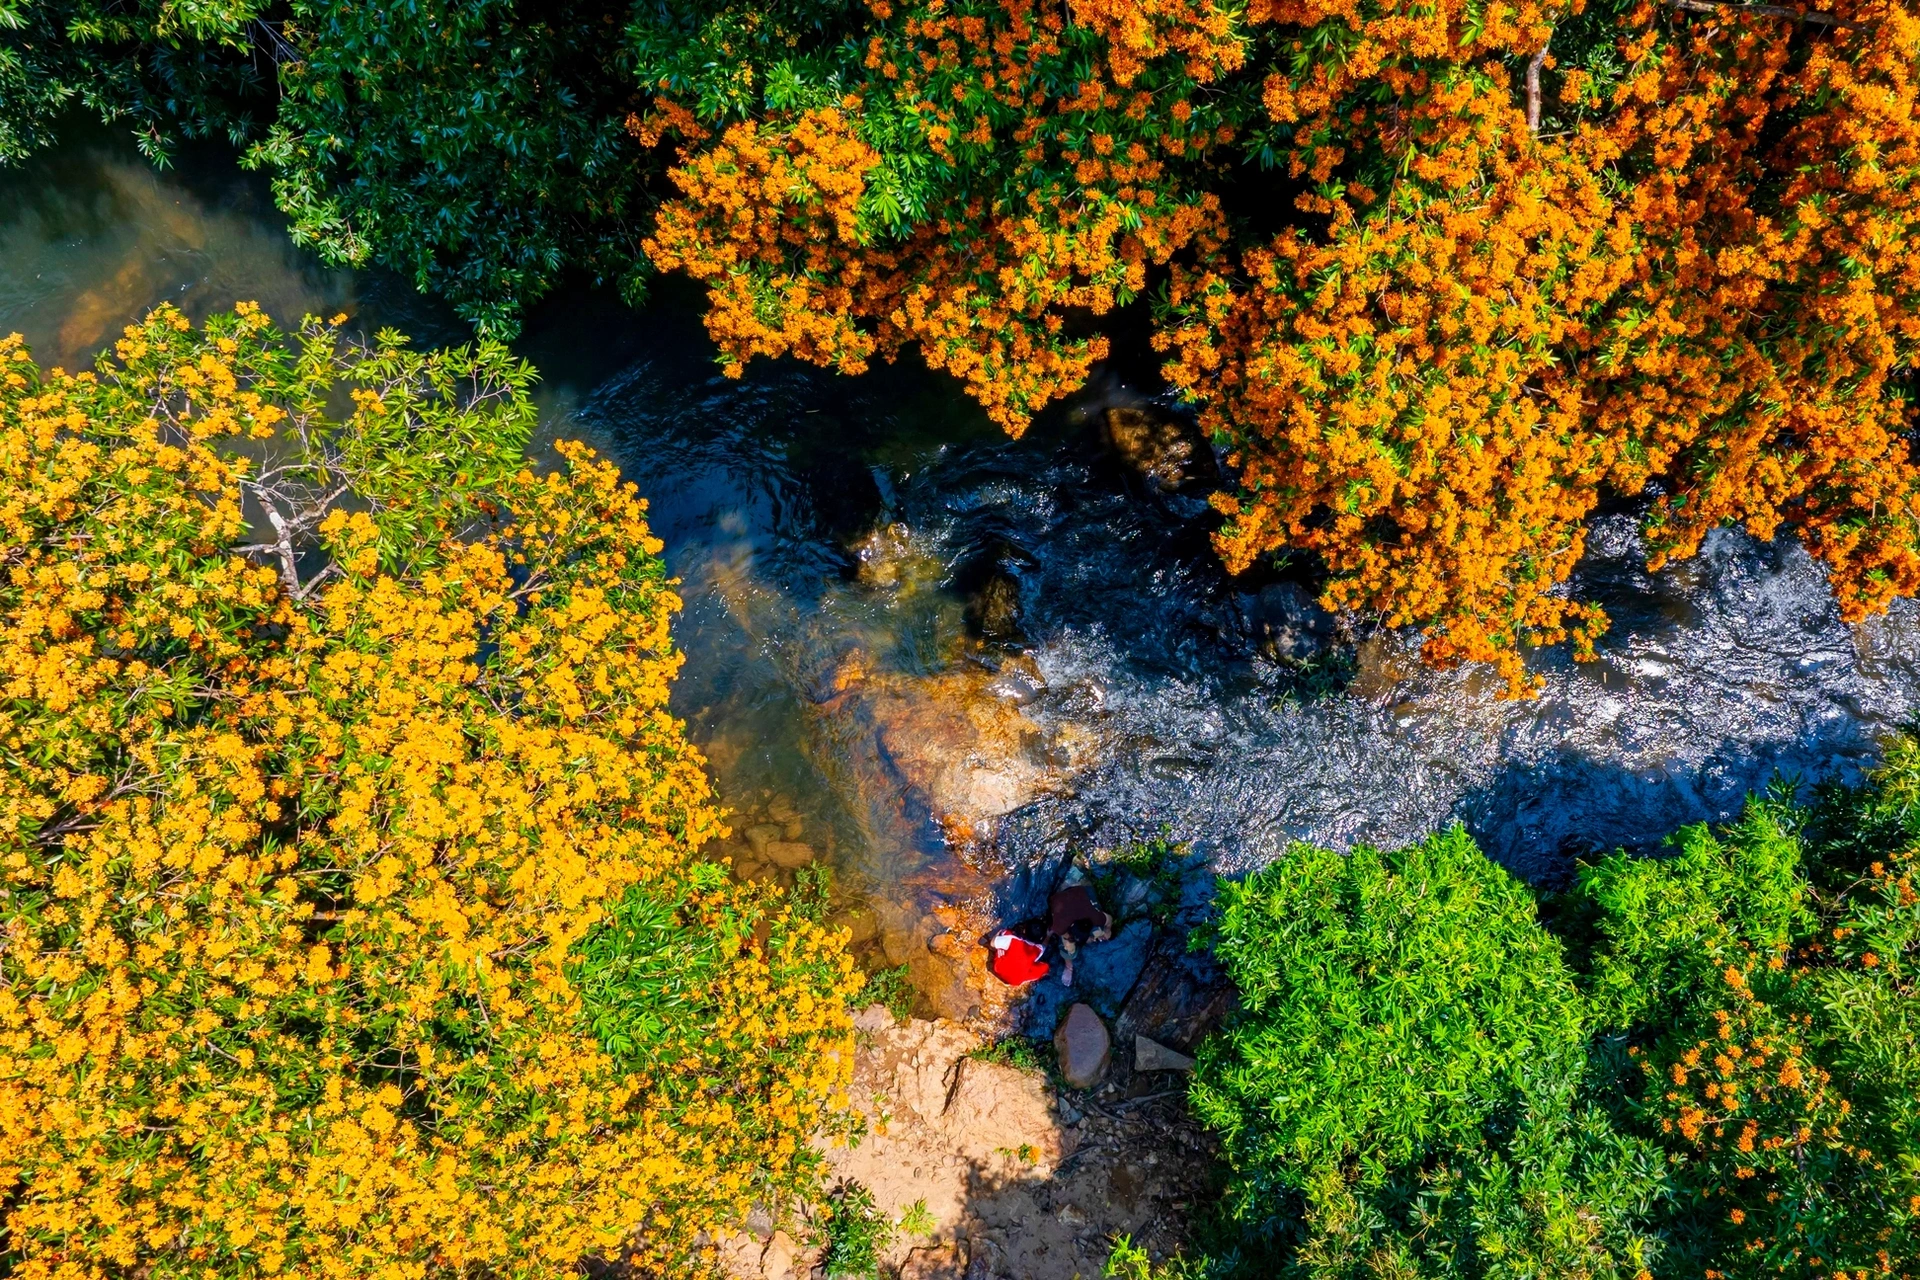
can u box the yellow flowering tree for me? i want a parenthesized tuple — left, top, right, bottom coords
(0, 305, 862, 1279)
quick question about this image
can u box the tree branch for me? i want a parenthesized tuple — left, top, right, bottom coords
(1667, 0, 1859, 27)
(1527, 42, 1550, 135)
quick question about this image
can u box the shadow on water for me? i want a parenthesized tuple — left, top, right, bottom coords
(7, 125, 1920, 1022)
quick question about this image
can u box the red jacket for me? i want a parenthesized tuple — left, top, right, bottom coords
(988, 931, 1049, 985)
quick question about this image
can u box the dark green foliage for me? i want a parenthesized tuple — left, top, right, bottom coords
(0, 0, 268, 165)
(247, 0, 656, 335)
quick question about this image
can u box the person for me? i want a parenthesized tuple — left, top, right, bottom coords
(1046, 884, 1112, 989)
(988, 929, 1049, 986)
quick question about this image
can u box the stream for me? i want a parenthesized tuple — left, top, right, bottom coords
(8, 130, 1919, 1021)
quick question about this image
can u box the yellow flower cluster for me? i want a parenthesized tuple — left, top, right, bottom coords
(0, 306, 862, 1279)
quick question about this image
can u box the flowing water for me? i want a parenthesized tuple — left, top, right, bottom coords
(9, 130, 1920, 1017)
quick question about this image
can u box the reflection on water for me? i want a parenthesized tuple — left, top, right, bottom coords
(8, 131, 1920, 1021)
(0, 126, 458, 368)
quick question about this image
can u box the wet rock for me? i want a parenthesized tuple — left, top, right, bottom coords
(845, 907, 880, 944)
(1134, 1035, 1197, 1074)
(1073, 919, 1154, 1019)
(1114, 935, 1232, 1058)
(827, 655, 1064, 825)
(1054, 1003, 1111, 1089)
(1103, 406, 1215, 490)
(743, 823, 782, 856)
(1242, 581, 1336, 662)
(762, 840, 815, 869)
(968, 573, 1023, 642)
(766, 794, 799, 823)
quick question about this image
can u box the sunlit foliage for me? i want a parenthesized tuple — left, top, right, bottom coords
(0, 306, 861, 1279)
(8, 0, 1920, 688)
(1164, 744, 1920, 1279)
(1192, 828, 1664, 1278)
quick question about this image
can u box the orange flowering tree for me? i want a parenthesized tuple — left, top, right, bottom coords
(628, 0, 1920, 692)
(0, 305, 862, 1279)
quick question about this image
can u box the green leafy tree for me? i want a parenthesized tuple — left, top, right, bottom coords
(247, 0, 658, 335)
(1193, 828, 1664, 1279)
(1574, 770, 1920, 1277)
(0, 0, 268, 165)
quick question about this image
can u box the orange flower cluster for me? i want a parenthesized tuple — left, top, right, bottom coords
(1067, 0, 1249, 86)
(1161, 79, 1634, 690)
(0, 307, 862, 1279)
(646, 107, 884, 378)
(634, 0, 1920, 691)
(1585, 0, 1920, 625)
(644, 0, 1234, 432)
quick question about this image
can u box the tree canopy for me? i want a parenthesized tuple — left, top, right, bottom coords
(6, 0, 1919, 688)
(1163, 752, 1920, 1279)
(0, 305, 861, 1279)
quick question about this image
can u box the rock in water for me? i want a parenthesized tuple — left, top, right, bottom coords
(761, 840, 815, 868)
(1103, 406, 1213, 490)
(1133, 1034, 1197, 1074)
(1054, 1003, 1111, 1089)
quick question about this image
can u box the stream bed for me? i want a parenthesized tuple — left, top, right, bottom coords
(7, 132, 1919, 1020)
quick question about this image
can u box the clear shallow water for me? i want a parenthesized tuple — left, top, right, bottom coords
(7, 130, 1919, 1013)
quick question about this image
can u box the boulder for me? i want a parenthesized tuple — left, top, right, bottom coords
(743, 823, 782, 856)
(760, 1229, 798, 1279)
(1115, 932, 1233, 1056)
(1053, 1003, 1111, 1090)
(1133, 1034, 1197, 1074)
(761, 840, 815, 869)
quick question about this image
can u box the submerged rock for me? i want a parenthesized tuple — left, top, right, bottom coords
(1054, 1003, 1112, 1089)
(1242, 581, 1337, 662)
(1103, 406, 1216, 491)
(968, 572, 1024, 642)
(761, 839, 815, 869)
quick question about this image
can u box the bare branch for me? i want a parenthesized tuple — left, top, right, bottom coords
(253, 495, 302, 595)
(1527, 42, 1550, 135)
(1668, 0, 1860, 26)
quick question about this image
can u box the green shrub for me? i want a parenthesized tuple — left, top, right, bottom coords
(1164, 740, 1920, 1280)
(1187, 827, 1663, 1278)
(820, 1180, 894, 1280)
(1197, 828, 1589, 1184)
